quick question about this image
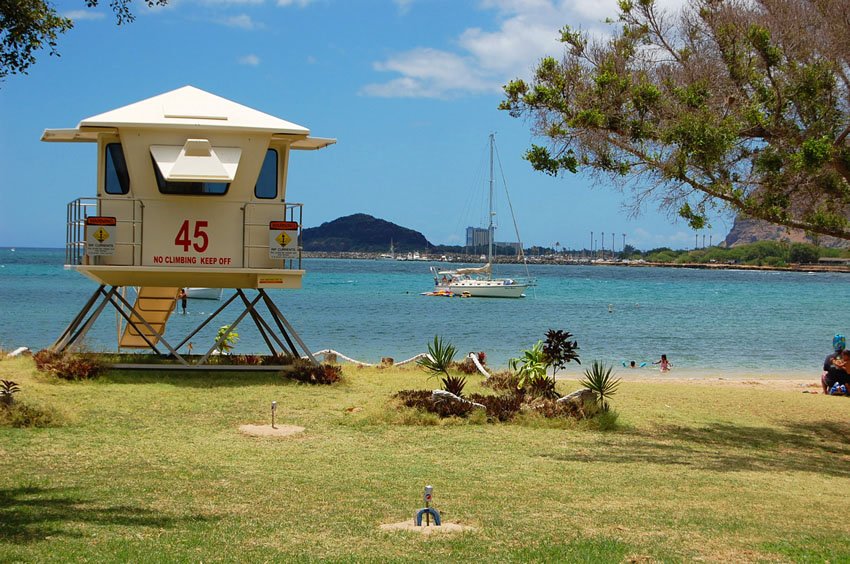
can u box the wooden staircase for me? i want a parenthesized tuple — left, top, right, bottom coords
(119, 287, 179, 348)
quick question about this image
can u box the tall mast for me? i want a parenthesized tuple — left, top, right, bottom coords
(488, 132, 495, 279)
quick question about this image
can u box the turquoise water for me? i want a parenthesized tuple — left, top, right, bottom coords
(0, 247, 844, 372)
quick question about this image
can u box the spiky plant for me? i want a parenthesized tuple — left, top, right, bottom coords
(440, 374, 467, 397)
(417, 335, 457, 378)
(0, 379, 21, 406)
(579, 361, 621, 412)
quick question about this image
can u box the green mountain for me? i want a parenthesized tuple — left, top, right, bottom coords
(302, 213, 434, 252)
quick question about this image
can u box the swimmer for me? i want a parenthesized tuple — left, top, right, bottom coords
(653, 354, 672, 372)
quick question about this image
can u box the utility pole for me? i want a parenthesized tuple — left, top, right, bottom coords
(590, 231, 593, 257)
(611, 232, 615, 256)
(602, 231, 605, 260)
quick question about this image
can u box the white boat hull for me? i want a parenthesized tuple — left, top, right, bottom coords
(438, 280, 527, 298)
(186, 287, 223, 300)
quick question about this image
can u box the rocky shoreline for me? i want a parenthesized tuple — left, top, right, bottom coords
(302, 251, 850, 273)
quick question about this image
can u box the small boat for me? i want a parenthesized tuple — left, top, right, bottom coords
(378, 240, 396, 260)
(186, 287, 223, 300)
(427, 133, 532, 299)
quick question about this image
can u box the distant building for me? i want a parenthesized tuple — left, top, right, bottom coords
(496, 242, 522, 255)
(466, 227, 490, 249)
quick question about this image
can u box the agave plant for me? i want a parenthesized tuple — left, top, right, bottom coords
(440, 374, 467, 397)
(0, 379, 21, 406)
(417, 335, 457, 378)
(508, 340, 548, 390)
(579, 361, 621, 412)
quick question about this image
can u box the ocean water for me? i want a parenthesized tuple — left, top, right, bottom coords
(0, 247, 844, 373)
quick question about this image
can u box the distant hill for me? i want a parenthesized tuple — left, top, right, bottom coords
(302, 213, 434, 252)
(724, 216, 850, 248)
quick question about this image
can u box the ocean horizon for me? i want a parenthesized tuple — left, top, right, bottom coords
(0, 246, 843, 375)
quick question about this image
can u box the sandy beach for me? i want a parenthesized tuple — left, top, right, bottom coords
(557, 368, 821, 393)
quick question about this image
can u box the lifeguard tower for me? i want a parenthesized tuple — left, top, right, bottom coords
(42, 86, 334, 365)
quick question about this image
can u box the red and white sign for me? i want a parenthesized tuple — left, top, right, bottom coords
(85, 216, 116, 257)
(269, 221, 299, 259)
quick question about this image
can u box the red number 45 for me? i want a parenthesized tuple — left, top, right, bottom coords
(175, 220, 209, 252)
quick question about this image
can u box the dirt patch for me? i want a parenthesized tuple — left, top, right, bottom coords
(379, 520, 474, 534)
(239, 424, 305, 437)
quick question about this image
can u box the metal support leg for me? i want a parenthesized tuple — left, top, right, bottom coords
(109, 291, 188, 365)
(50, 284, 105, 351)
(174, 292, 240, 351)
(59, 286, 117, 353)
(236, 289, 282, 357)
(260, 290, 318, 364)
(198, 294, 263, 365)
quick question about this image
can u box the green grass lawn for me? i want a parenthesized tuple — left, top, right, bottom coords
(1, 356, 849, 562)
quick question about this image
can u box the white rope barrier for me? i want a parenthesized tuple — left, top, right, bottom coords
(303, 349, 490, 377)
(302, 349, 433, 367)
(467, 351, 491, 379)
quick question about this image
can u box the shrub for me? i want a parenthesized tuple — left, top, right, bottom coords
(33, 349, 62, 371)
(468, 393, 522, 422)
(542, 329, 580, 375)
(286, 360, 342, 385)
(394, 390, 474, 418)
(214, 325, 239, 354)
(508, 341, 548, 391)
(440, 374, 467, 397)
(32, 350, 103, 380)
(482, 370, 522, 394)
(233, 354, 262, 365)
(454, 357, 478, 375)
(0, 400, 62, 428)
(261, 353, 294, 366)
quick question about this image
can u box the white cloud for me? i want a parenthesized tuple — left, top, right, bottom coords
(394, 0, 414, 14)
(362, 48, 496, 98)
(362, 0, 687, 99)
(63, 9, 106, 21)
(220, 13, 260, 29)
(202, 0, 264, 4)
(277, 0, 315, 6)
(629, 227, 702, 249)
(238, 54, 261, 66)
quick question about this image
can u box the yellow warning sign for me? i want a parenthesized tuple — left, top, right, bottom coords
(93, 228, 110, 243)
(275, 232, 292, 247)
(269, 228, 298, 259)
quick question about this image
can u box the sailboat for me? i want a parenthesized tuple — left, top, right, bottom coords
(378, 240, 395, 260)
(427, 134, 531, 298)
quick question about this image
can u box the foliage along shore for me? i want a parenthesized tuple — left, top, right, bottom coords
(304, 239, 850, 273)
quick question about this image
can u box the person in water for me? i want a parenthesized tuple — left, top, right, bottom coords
(178, 288, 188, 314)
(822, 334, 846, 394)
(823, 349, 850, 395)
(653, 354, 672, 372)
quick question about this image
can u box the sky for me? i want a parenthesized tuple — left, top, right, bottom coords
(0, 0, 732, 251)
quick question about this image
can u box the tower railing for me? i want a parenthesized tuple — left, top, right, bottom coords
(66, 197, 303, 269)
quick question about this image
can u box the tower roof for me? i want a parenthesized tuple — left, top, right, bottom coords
(42, 85, 335, 149)
(80, 85, 309, 134)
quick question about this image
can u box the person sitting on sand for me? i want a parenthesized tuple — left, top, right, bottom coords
(821, 334, 845, 394)
(653, 354, 672, 372)
(823, 349, 850, 395)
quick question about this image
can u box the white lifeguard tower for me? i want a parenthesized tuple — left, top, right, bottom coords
(43, 86, 334, 365)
